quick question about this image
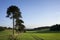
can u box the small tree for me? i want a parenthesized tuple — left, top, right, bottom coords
(15, 18, 25, 33)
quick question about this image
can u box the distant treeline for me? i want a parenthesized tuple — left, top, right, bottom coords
(0, 24, 60, 32)
(26, 24, 60, 31)
(0, 26, 12, 31)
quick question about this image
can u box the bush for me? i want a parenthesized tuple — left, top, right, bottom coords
(0, 26, 7, 31)
(8, 35, 18, 40)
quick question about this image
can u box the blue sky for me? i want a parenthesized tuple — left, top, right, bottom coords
(0, 0, 60, 28)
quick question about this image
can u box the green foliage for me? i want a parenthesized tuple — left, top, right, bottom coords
(15, 15, 25, 33)
(6, 5, 21, 18)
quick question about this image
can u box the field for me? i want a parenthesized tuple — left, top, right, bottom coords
(0, 30, 60, 40)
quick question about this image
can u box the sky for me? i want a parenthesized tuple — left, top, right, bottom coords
(0, 0, 60, 28)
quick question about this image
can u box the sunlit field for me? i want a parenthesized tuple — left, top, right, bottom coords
(0, 30, 60, 40)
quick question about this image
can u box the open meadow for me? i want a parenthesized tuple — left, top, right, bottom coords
(0, 30, 60, 40)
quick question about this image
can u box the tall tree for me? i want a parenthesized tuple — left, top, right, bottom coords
(6, 5, 22, 35)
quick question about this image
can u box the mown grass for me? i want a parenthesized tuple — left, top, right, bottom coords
(0, 30, 60, 40)
(0, 30, 12, 40)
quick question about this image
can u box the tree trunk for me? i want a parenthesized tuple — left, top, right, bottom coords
(13, 18, 14, 35)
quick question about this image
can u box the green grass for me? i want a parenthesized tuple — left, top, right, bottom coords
(0, 30, 12, 40)
(0, 30, 60, 40)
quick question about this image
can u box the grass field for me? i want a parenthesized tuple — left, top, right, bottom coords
(0, 30, 60, 40)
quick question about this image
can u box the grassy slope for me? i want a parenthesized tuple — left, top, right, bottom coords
(0, 30, 60, 40)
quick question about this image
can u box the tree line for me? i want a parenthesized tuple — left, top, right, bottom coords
(0, 24, 60, 32)
(26, 24, 60, 31)
(0, 26, 11, 31)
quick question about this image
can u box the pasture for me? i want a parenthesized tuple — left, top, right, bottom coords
(0, 30, 60, 40)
